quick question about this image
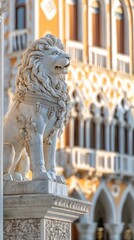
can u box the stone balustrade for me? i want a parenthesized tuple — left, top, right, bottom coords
(66, 40, 83, 62)
(89, 46, 107, 68)
(56, 147, 134, 178)
(116, 53, 130, 73)
(9, 29, 28, 53)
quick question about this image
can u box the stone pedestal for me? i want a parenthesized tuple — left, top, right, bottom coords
(4, 180, 91, 240)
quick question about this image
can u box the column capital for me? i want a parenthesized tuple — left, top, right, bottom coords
(0, 0, 8, 15)
(76, 222, 97, 240)
(76, 222, 97, 233)
(105, 223, 124, 235)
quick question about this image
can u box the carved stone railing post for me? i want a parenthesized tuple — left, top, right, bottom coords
(0, 1, 7, 239)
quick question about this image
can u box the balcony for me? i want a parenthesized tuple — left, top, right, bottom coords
(56, 147, 134, 178)
(89, 46, 107, 68)
(66, 40, 83, 62)
(9, 29, 28, 53)
(116, 53, 130, 74)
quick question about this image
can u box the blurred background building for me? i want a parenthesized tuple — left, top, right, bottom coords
(3, 0, 134, 239)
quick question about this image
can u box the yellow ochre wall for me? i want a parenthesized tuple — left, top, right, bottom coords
(38, 0, 59, 38)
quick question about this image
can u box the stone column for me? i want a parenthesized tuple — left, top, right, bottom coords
(127, 126, 133, 155)
(85, 119, 90, 148)
(79, 117, 84, 147)
(0, 1, 7, 239)
(104, 120, 110, 151)
(95, 118, 101, 149)
(4, 181, 91, 240)
(119, 122, 125, 154)
(110, 121, 116, 151)
(76, 222, 97, 240)
(105, 223, 124, 240)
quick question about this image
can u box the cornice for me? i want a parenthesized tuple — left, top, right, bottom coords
(4, 194, 91, 213)
(4, 194, 91, 222)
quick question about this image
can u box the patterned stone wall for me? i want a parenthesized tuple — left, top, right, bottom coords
(46, 219, 71, 240)
(4, 219, 40, 240)
(4, 218, 71, 240)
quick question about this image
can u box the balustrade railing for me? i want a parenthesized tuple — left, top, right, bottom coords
(89, 46, 107, 68)
(66, 40, 83, 62)
(56, 147, 134, 177)
(9, 29, 28, 53)
(116, 53, 130, 73)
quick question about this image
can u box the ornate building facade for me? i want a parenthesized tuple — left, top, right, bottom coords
(4, 0, 134, 239)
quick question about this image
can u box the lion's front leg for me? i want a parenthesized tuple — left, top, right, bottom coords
(44, 133, 65, 183)
(44, 133, 57, 174)
(26, 118, 52, 180)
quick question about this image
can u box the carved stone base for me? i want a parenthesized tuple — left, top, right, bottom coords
(4, 180, 68, 196)
(4, 192, 91, 240)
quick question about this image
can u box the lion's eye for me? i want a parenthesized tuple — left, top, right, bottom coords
(52, 51, 59, 55)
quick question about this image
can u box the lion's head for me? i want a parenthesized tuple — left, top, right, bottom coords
(15, 34, 70, 98)
(15, 34, 71, 127)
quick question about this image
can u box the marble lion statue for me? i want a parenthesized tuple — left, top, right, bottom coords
(4, 34, 71, 182)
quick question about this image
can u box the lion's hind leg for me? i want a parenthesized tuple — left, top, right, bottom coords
(4, 143, 25, 181)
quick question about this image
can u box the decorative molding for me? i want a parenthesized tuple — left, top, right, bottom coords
(54, 197, 90, 212)
(4, 219, 40, 240)
(46, 219, 70, 240)
(4, 194, 91, 214)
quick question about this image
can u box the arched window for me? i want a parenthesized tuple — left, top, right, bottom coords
(69, 0, 78, 40)
(115, 4, 124, 53)
(15, 0, 26, 29)
(91, 0, 101, 47)
(68, 0, 83, 41)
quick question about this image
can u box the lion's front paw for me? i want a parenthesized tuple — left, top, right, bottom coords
(56, 175, 66, 184)
(48, 171, 57, 182)
(32, 171, 52, 180)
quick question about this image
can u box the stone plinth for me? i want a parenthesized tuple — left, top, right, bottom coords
(4, 180, 68, 196)
(4, 181, 91, 240)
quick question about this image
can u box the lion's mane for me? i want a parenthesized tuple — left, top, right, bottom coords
(15, 34, 71, 127)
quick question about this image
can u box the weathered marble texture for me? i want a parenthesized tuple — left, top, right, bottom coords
(3, 180, 68, 196)
(3, 34, 71, 183)
(4, 193, 91, 240)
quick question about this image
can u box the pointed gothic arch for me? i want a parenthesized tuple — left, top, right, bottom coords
(89, 181, 116, 223)
(118, 184, 134, 223)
